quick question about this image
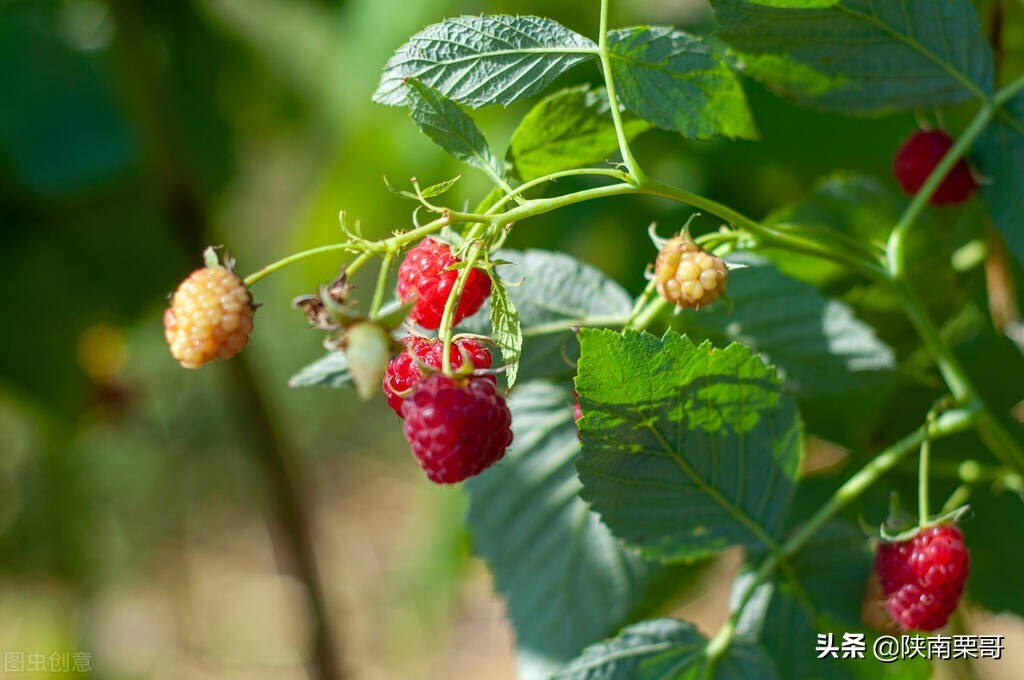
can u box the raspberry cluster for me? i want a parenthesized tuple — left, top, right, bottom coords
(893, 130, 977, 205)
(654, 234, 728, 309)
(383, 336, 492, 416)
(164, 267, 255, 369)
(874, 524, 969, 631)
(397, 238, 492, 329)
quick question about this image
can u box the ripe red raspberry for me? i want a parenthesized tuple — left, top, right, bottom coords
(397, 238, 492, 330)
(893, 130, 977, 204)
(164, 267, 255, 369)
(382, 336, 492, 416)
(654, 233, 728, 309)
(401, 373, 513, 484)
(874, 524, 969, 631)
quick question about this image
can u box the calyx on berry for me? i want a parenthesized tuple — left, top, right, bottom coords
(383, 335, 494, 416)
(651, 224, 729, 310)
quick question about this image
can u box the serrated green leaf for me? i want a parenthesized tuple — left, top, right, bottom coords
(678, 252, 895, 396)
(488, 274, 523, 388)
(607, 26, 756, 140)
(554, 618, 777, 680)
(373, 15, 597, 108)
(974, 92, 1024, 269)
(459, 249, 632, 383)
(288, 352, 351, 389)
(576, 330, 802, 562)
(467, 382, 659, 669)
(405, 79, 502, 177)
(712, 0, 994, 113)
(507, 85, 652, 181)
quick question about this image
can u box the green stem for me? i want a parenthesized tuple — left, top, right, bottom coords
(629, 296, 668, 330)
(623, 279, 658, 330)
(887, 72, 1024, 278)
(638, 179, 889, 283)
(919, 413, 934, 526)
(886, 106, 998, 277)
(439, 229, 487, 370)
(598, 0, 644, 181)
(368, 251, 393, 320)
(894, 281, 1024, 471)
(244, 243, 357, 287)
(705, 407, 978, 661)
(487, 168, 632, 215)
(521, 314, 632, 338)
(450, 182, 639, 226)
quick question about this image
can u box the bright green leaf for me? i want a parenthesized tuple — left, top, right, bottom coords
(576, 330, 802, 561)
(679, 253, 895, 396)
(405, 79, 502, 177)
(974, 92, 1024, 269)
(508, 85, 652, 181)
(373, 15, 597, 108)
(420, 174, 462, 198)
(554, 618, 777, 679)
(466, 382, 657, 668)
(607, 26, 757, 139)
(712, 0, 994, 113)
(488, 273, 523, 387)
(459, 249, 633, 383)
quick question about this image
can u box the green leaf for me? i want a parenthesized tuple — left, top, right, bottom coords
(554, 618, 777, 679)
(373, 15, 597, 108)
(607, 26, 757, 139)
(288, 352, 351, 389)
(405, 79, 502, 177)
(507, 85, 652, 181)
(735, 523, 930, 680)
(965, 486, 1024, 617)
(459, 249, 633, 383)
(974, 92, 1024, 268)
(466, 382, 657, 668)
(576, 330, 802, 561)
(679, 252, 895, 396)
(420, 174, 462, 198)
(488, 273, 523, 388)
(712, 0, 994, 113)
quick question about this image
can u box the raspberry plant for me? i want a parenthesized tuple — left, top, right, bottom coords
(166, 0, 1024, 677)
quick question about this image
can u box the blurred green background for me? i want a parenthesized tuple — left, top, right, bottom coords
(2, 0, 1023, 678)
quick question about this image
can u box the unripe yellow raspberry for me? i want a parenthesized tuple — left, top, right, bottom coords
(654, 235, 728, 309)
(164, 267, 254, 369)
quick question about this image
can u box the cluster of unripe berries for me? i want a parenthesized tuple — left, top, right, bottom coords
(874, 524, 969, 631)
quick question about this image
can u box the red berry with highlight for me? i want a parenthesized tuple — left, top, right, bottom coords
(382, 336, 492, 416)
(397, 238, 492, 329)
(401, 373, 513, 484)
(893, 130, 977, 205)
(874, 524, 969, 631)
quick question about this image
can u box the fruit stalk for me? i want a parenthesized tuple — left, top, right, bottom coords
(705, 407, 977, 662)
